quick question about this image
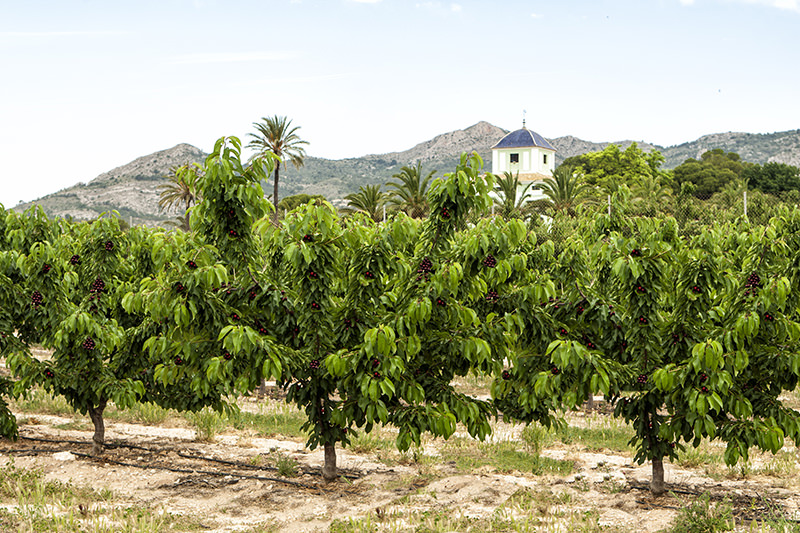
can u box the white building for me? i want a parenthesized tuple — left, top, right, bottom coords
(491, 121, 557, 202)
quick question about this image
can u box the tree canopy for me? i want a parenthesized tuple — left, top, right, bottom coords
(742, 162, 800, 195)
(563, 143, 668, 194)
(672, 149, 748, 198)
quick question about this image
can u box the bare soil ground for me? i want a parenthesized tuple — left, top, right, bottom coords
(3, 400, 800, 532)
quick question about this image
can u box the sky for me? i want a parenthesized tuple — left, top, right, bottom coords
(1, 0, 799, 208)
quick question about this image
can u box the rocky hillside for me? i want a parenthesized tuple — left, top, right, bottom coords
(279, 121, 509, 201)
(16, 144, 206, 226)
(16, 124, 800, 226)
(660, 130, 800, 168)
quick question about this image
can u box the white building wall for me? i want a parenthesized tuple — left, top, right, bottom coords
(492, 146, 556, 177)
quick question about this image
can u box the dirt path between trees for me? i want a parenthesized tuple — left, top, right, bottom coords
(3, 409, 800, 532)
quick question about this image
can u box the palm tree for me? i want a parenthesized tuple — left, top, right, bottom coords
(632, 174, 673, 215)
(247, 116, 309, 217)
(158, 163, 203, 231)
(342, 185, 387, 222)
(493, 171, 535, 219)
(386, 161, 436, 218)
(537, 164, 589, 214)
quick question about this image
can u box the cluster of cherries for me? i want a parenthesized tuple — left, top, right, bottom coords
(441, 207, 451, 219)
(415, 257, 434, 282)
(90, 278, 106, 294)
(501, 370, 511, 380)
(41, 264, 52, 274)
(482, 254, 497, 268)
(302, 234, 314, 243)
(31, 291, 44, 308)
(764, 312, 775, 321)
(228, 229, 239, 238)
(691, 285, 702, 294)
(485, 290, 499, 303)
(630, 248, 642, 257)
(745, 272, 761, 288)
(223, 351, 233, 361)
(436, 297, 446, 307)
(44, 369, 55, 379)
(637, 374, 648, 385)
(635, 284, 646, 294)
(364, 270, 375, 279)
(743, 272, 762, 297)
(309, 359, 321, 370)
(186, 260, 198, 269)
(69, 254, 81, 265)
(418, 257, 433, 273)
(310, 302, 321, 311)
(82, 337, 96, 351)
(175, 356, 184, 365)
(104, 241, 114, 251)
(174, 282, 186, 293)
(231, 313, 240, 321)
(308, 270, 319, 279)
(551, 366, 560, 375)
(638, 316, 649, 325)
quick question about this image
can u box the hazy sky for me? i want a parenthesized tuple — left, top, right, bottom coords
(1, 0, 798, 208)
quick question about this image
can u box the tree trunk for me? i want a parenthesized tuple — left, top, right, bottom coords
(650, 456, 666, 496)
(272, 165, 281, 222)
(322, 442, 338, 482)
(257, 378, 267, 400)
(586, 395, 595, 413)
(88, 398, 108, 457)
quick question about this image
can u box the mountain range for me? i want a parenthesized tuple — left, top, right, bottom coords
(15, 121, 800, 226)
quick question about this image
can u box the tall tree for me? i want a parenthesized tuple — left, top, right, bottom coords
(247, 116, 309, 217)
(342, 184, 387, 222)
(742, 162, 800, 194)
(158, 163, 203, 231)
(386, 161, 436, 218)
(493, 171, 535, 219)
(632, 174, 673, 215)
(565, 143, 667, 194)
(672, 149, 747, 198)
(537, 164, 589, 214)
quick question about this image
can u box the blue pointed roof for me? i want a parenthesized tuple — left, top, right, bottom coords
(492, 128, 555, 151)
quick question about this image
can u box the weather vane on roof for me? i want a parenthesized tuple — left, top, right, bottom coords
(523, 109, 527, 129)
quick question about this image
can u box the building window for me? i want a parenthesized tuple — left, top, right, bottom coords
(543, 154, 548, 165)
(510, 153, 519, 163)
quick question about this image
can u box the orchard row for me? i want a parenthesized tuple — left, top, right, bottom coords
(1, 138, 799, 493)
